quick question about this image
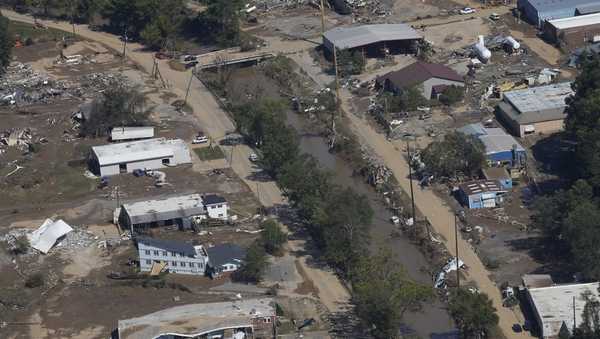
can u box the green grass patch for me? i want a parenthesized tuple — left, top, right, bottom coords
(194, 146, 225, 161)
(8, 20, 67, 42)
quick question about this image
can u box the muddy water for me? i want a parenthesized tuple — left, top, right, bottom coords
(286, 112, 455, 338)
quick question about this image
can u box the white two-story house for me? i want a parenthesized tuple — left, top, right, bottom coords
(202, 194, 229, 220)
(137, 237, 209, 275)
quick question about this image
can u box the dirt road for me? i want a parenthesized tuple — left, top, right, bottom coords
(1, 9, 350, 314)
(339, 91, 533, 339)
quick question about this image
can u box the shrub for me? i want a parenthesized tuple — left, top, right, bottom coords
(25, 273, 44, 288)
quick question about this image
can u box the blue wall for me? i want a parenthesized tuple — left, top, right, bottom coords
(487, 150, 527, 167)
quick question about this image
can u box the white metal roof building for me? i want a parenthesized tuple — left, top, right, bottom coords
(549, 12, 600, 29)
(496, 83, 574, 137)
(117, 298, 276, 339)
(322, 24, 422, 55)
(89, 138, 191, 176)
(110, 126, 155, 141)
(545, 12, 600, 48)
(526, 282, 600, 338)
(517, 0, 600, 27)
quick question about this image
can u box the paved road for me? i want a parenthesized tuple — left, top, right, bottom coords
(1, 9, 350, 315)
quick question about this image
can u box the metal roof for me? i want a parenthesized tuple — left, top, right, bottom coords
(111, 126, 155, 141)
(92, 138, 188, 166)
(522, 274, 554, 288)
(202, 194, 227, 205)
(137, 236, 200, 257)
(527, 282, 600, 338)
(459, 123, 525, 155)
(118, 298, 275, 339)
(323, 24, 421, 50)
(503, 82, 573, 114)
(482, 167, 510, 181)
(577, 2, 600, 15)
(459, 180, 506, 196)
(122, 194, 205, 225)
(377, 61, 464, 90)
(549, 11, 600, 29)
(27, 219, 73, 254)
(523, 0, 598, 13)
(207, 243, 246, 268)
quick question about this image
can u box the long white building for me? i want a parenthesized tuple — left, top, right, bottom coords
(89, 138, 191, 176)
(137, 237, 209, 275)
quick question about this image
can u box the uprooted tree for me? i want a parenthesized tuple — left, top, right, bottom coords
(80, 83, 150, 137)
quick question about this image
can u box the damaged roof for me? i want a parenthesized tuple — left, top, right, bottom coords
(323, 24, 421, 50)
(122, 194, 205, 225)
(459, 180, 506, 196)
(207, 243, 246, 268)
(500, 82, 573, 124)
(27, 219, 73, 254)
(377, 61, 464, 90)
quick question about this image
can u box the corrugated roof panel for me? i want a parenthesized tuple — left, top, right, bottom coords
(324, 24, 421, 50)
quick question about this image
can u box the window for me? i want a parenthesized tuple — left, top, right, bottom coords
(189, 262, 195, 267)
(153, 250, 159, 255)
(162, 251, 167, 256)
(162, 158, 170, 165)
(146, 260, 151, 265)
(181, 262, 187, 267)
(171, 261, 177, 266)
(264, 318, 271, 323)
(199, 263, 203, 269)
(145, 250, 150, 255)
(119, 163, 127, 173)
(171, 252, 176, 257)
(211, 206, 215, 209)
(217, 204, 222, 208)
(218, 214, 223, 217)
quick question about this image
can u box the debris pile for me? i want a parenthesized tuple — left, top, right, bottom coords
(1, 226, 99, 255)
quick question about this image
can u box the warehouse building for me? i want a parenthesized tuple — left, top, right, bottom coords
(545, 12, 600, 48)
(518, 0, 600, 28)
(118, 193, 229, 231)
(377, 61, 464, 99)
(496, 82, 574, 137)
(322, 24, 422, 57)
(526, 282, 600, 338)
(458, 123, 527, 168)
(89, 138, 191, 176)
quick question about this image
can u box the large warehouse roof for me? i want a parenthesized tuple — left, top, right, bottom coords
(549, 12, 600, 29)
(92, 138, 186, 166)
(504, 82, 573, 114)
(527, 282, 600, 338)
(323, 24, 421, 50)
(523, 0, 598, 13)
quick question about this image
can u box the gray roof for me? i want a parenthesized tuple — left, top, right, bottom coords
(527, 282, 600, 338)
(323, 24, 421, 50)
(122, 194, 205, 225)
(118, 298, 275, 339)
(459, 123, 525, 155)
(207, 244, 246, 267)
(203, 194, 227, 205)
(111, 126, 155, 141)
(137, 237, 197, 257)
(522, 0, 598, 13)
(500, 83, 573, 124)
(577, 2, 600, 15)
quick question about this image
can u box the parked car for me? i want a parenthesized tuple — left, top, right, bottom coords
(192, 135, 209, 144)
(249, 153, 259, 162)
(460, 7, 476, 14)
(489, 12, 500, 20)
(512, 324, 523, 333)
(183, 55, 197, 62)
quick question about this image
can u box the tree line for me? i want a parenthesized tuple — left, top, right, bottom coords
(0, 0, 247, 48)
(531, 56, 600, 338)
(0, 12, 12, 75)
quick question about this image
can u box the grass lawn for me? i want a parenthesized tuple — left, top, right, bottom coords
(8, 20, 68, 42)
(194, 146, 225, 161)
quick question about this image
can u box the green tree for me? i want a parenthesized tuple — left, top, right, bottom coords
(81, 83, 150, 137)
(439, 85, 464, 106)
(235, 241, 267, 283)
(0, 12, 13, 74)
(337, 48, 365, 76)
(565, 55, 600, 189)
(260, 219, 287, 255)
(320, 187, 373, 275)
(200, 0, 244, 47)
(564, 200, 600, 280)
(353, 249, 434, 339)
(448, 288, 499, 338)
(421, 131, 486, 179)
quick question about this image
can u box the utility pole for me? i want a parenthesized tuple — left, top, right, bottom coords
(406, 141, 417, 237)
(122, 28, 128, 59)
(184, 68, 194, 108)
(331, 45, 340, 148)
(319, 0, 326, 36)
(573, 296, 577, 333)
(455, 213, 460, 288)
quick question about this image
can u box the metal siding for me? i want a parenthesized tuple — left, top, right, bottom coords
(100, 164, 120, 176)
(487, 150, 514, 163)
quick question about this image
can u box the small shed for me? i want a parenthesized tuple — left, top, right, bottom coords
(458, 180, 507, 209)
(482, 167, 512, 189)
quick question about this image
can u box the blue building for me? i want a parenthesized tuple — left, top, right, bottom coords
(518, 0, 600, 27)
(458, 123, 527, 168)
(459, 180, 507, 209)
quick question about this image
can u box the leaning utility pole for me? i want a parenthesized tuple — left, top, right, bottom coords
(184, 68, 194, 107)
(406, 141, 417, 236)
(455, 213, 460, 288)
(330, 45, 340, 149)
